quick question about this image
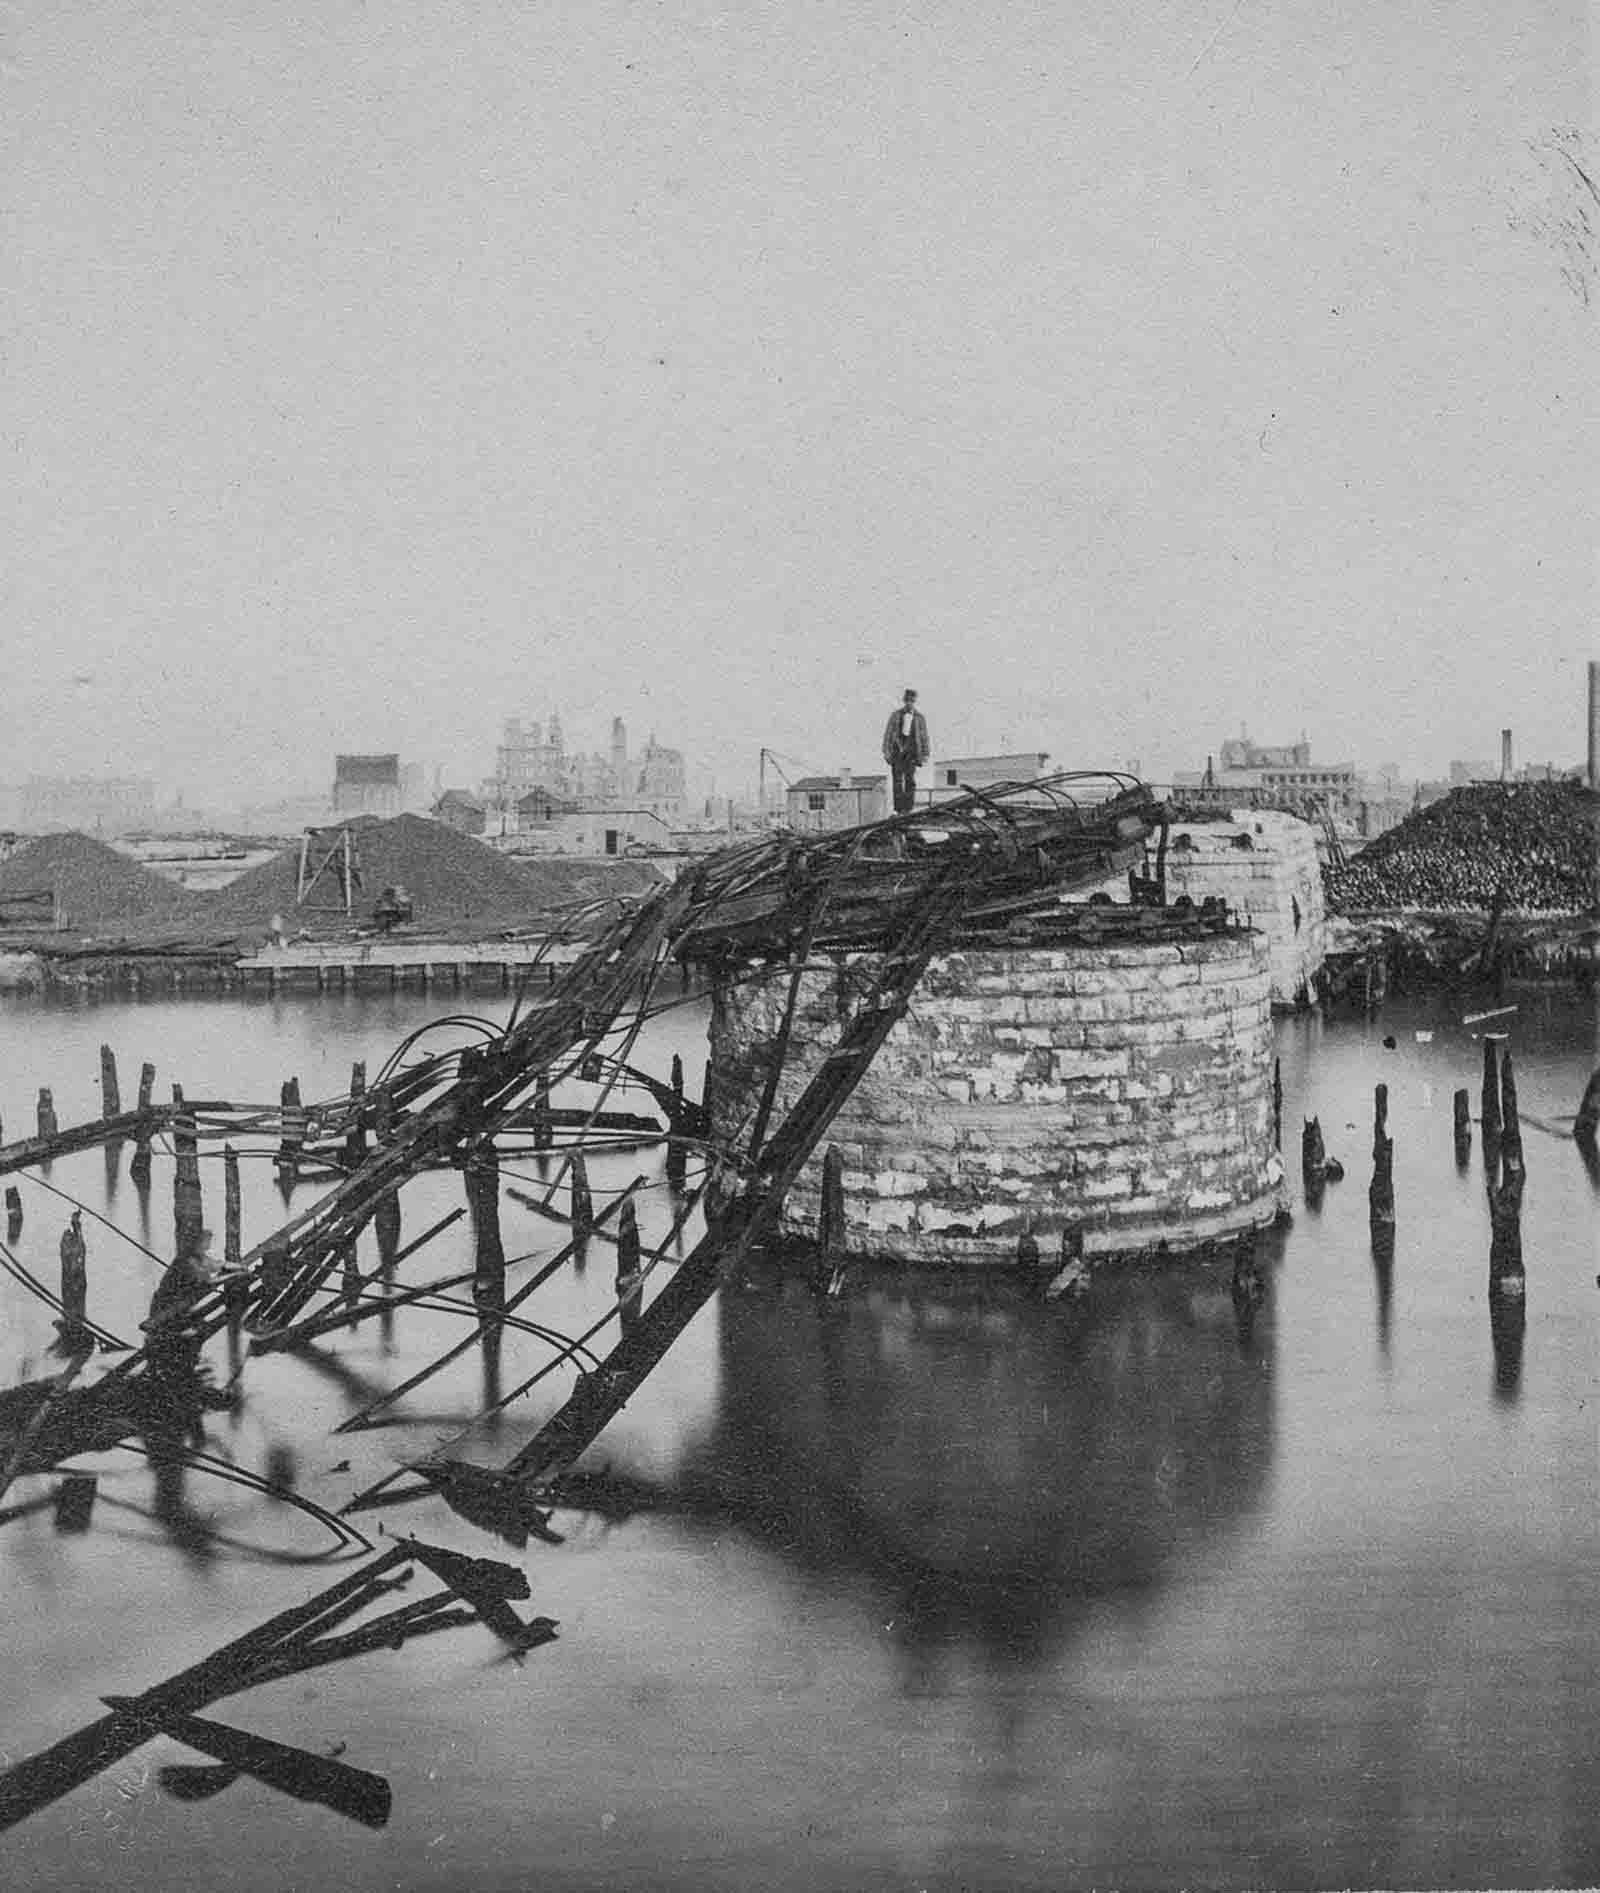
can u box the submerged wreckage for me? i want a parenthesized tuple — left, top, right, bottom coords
(1, 772, 1303, 1831)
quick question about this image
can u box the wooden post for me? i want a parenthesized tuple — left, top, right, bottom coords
(568, 1151, 593, 1236)
(1369, 1131, 1395, 1225)
(36, 1088, 57, 1142)
(1272, 1057, 1283, 1152)
(173, 1099, 203, 1261)
(1452, 1087, 1472, 1167)
(531, 1071, 552, 1151)
(670, 1053, 685, 1108)
(468, 1139, 505, 1304)
(4, 1186, 21, 1236)
(99, 1045, 121, 1120)
(616, 1198, 642, 1334)
(1573, 1067, 1600, 1147)
(1499, 1047, 1524, 1175)
(1372, 1083, 1388, 1160)
(130, 1061, 156, 1185)
(1480, 1036, 1502, 1143)
(222, 1143, 247, 1332)
(277, 1077, 304, 1180)
(1301, 1116, 1326, 1187)
(345, 1061, 368, 1167)
(58, 1212, 88, 1345)
(223, 1144, 241, 1269)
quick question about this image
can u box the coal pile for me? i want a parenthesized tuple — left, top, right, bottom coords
(1326, 783, 1599, 914)
(0, 833, 206, 934)
(206, 814, 660, 930)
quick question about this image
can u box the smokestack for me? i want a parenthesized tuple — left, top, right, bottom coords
(1500, 729, 1513, 781)
(1589, 661, 1599, 790)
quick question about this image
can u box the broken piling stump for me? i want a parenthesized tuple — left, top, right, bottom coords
(276, 1077, 305, 1183)
(98, 1045, 120, 1120)
(57, 1213, 89, 1347)
(5, 1186, 21, 1237)
(1499, 1047, 1524, 1176)
(467, 1139, 506, 1304)
(345, 1061, 368, 1167)
(129, 1062, 156, 1185)
(36, 1088, 57, 1144)
(1452, 1087, 1472, 1166)
(1481, 1036, 1502, 1143)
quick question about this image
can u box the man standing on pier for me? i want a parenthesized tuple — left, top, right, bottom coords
(882, 688, 930, 815)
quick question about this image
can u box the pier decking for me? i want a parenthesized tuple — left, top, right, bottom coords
(237, 936, 589, 990)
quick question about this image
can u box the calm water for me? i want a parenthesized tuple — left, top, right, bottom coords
(1, 980, 1597, 1891)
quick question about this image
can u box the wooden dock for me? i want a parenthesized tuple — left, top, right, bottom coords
(236, 937, 589, 991)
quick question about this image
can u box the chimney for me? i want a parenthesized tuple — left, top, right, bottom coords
(1500, 728, 1513, 781)
(1588, 662, 1599, 791)
(839, 767, 853, 790)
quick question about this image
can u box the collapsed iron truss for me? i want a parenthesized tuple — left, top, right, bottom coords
(0, 772, 1184, 1830)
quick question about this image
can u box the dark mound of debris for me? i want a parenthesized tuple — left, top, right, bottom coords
(0, 833, 206, 934)
(205, 814, 660, 930)
(1326, 782, 1599, 914)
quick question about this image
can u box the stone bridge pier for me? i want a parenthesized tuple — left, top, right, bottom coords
(707, 923, 1285, 1267)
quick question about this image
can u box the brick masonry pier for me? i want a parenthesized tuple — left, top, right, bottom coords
(708, 923, 1286, 1266)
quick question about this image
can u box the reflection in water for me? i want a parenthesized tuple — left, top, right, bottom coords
(650, 1256, 1277, 1680)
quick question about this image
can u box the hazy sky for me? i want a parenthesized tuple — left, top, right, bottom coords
(3, 0, 1592, 802)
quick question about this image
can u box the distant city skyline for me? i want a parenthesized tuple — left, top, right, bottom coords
(4, 2, 1590, 806)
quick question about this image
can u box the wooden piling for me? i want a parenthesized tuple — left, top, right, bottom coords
(173, 1101, 203, 1261)
(277, 1078, 304, 1178)
(4, 1185, 21, 1235)
(345, 1061, 368, 1167)
(1372, 1083, 1388, 1160)
(531, 1072, 552, 1152)
(1369, 1131, 1395, 1225)
(223, 1145, 241, 1270)
(130, 1061, 156, 1185)
(467, 1139, 506, 1303)
(1480, 1036, 1502, 1142)
(1272, 1057, 1283, 1152)
(99, 1045, 121, 1120)
(568, 1151, 593, 1236)
(1452, 1087, 1472, 1156)
(670, 1053, 684, 1107)
(58, 1213, 88, 1341)
(1301, 1116, 1326, 1188)
(1499, 1047, 1524, 1175)
(36, 1088, 57, 1142)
